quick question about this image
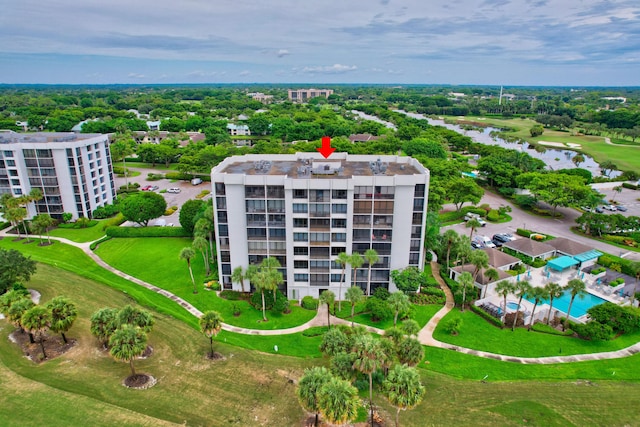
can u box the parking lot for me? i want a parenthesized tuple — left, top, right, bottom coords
(594, 184, 640, 217)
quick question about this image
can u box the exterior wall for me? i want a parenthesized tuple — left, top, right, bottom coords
(0, 132, 115, 220)
(287, 89, 334, 103)
(211, 153, 429, 300)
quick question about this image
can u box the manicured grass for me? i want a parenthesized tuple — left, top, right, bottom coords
(434, 308, 640, 357)
(334, 301, 442, 330)
(124, 161, 179, 170)
(94, 237, 316, 330)
(48, 221, 108, 243)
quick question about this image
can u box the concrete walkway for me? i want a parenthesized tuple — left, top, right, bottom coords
(2, 228, 640, 364)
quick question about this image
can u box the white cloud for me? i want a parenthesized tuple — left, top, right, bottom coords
(239, 70, 250, 76)
(276, 49, 290, 58)
(127, 72, 145, 78)
(300, 64, 358, 74)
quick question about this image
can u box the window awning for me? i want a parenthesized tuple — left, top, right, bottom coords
(547, 256, 579, 271)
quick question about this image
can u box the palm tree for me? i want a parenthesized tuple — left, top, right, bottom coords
(511, 281, 532, 331)
(350, 253, 364, 292)
(231, 266, 247, 293)
(21, 306, 51, 359)
(352, 334, 384, 426)
(7, 298, 35, 342)
(110, 137, 136, 187)
(563, 279, 587, 330)
(345, 286, 364, 327)
(482, 268, 499, 299)
(260, 257, 282, 301)
(465, 218, 482, 239)
(469, 251, 489, 283)
(397, 337, 425, 367)
(199, 310, 223, 358)
(90, 307, 119, 347)
(457, 271, 474, 311)
(117, 305, 155, 333)
(298, 366, 332, 427)
(383, 364, 426, 427)
(495, 281, 515, 322)
(335, 252, 351, 312)
(319, 290, 336, 328)
(192, 236, 210, 276)
(252, 258, 284, 322)
(317, 376, 360, 426)
(400, 319, 420, 337)
(109, 324, 147, 377)
(364, 248, 379, 297)
(572, 153, 585, 167)
(46, 296, 78, 344)
(526, 286, 549, 330)
(388, 291, 411, 327)
(179, 246, 197, 294)
(544, 282, 563, 325)
(611, 185, 623, 202)
(441, 229, 459, 271)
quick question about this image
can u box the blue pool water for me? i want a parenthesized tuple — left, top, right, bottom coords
(525, 290, 607, 319)
(506, 302, 520, 310)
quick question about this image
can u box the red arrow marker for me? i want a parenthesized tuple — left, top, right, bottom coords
(317, 136, 335, 159)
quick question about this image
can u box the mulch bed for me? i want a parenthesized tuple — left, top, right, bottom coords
(9, 329, 76, 363)
(205, 351, 226, 361)
(123, 373, 157, 389)
(37, 241, 54, 247)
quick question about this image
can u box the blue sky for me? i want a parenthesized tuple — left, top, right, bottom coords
(1, 0, 639, 85)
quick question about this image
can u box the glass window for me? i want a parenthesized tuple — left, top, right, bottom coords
(215, 182, 226, 195)
(332, 204, 347, 214)
(331, 233, 346, 242)
(332, 218, 347, 228)
(294, 232, 308, 242)
(373, 200, 394, 213)
(413, 198, 424, 211)
(310, 232, 330, 242)
(332, 189, 347, 199)
(354, 201, 371, 213)
(354, 186, 373, 199)
(294, 274, 309, 282)
(293, 203, 308, 213)
(293, 246, 309, 255)
(294, 260, 308, 269)
(293, 218, 308, 228)
(293, 189, 308, 199)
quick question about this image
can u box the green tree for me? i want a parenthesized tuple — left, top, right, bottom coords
(194, 206, 215, 257)
(319, 290, 336, 328)
(457, 271, 474, 312)
(21, 306, 51, 359)
(7, 297, 35, 341)
(335, 252, 351, 312)
(120, 192, 167, 227)
(511, 281, 532, 331)
(90, 307, 119, 347)
(30, 213, 56, 244)
(465, 218, 482, 239)
(298, 366, 332, 427)
(390, 267, 425, 294)
(179, 247, 198, 294)
(572, 153, 585, 167)
(400, 319, 420, 337)
(611, 185, 623, 202)
(231, 266, 247, 293)
(495, 280, 515, 322)
(364, 249, 379, 297)
(446, 177, 484, 211)
(352, 334, 384, 426)
(0, 248, 37, 294)
(397, 337, 424, 367)
(117, 305, 155, 333)
(192, 235, 210, 276)
(516, 172, 594, 217)
(319, 327, 350, 357)
(46, 296, 78, 344)
(109, 137, 136, 186)
(526, 286, 549, 330)
(317, 376, 360, 426)
(345, 286, 364, 327)
(483, 268, 499, 298)
(253, 258, 284, 321)
(350, 253, 364, 291)
(388, 291, 411, 327)
(179, 199, 205, 235)
(563, 279, 587, 330)
(441, 229, 459, 270)
(109, 324, 147, 377)
(544, 282, 563, 325)
(199, 310, 223, 358)
(383, 364, 426, 427)
(599, 160, 618, 177)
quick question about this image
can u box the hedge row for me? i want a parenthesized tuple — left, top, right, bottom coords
(101, 213, 126, 231)
(105, 226, 191, 238)
(622, 182, 638, 190)
(165, 171, 212, 182)
(470, 304, 504, 328)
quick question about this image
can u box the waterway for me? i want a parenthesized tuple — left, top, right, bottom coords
(351, 110, 397, 130)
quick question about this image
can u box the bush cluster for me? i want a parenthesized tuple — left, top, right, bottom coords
(301, 295, 318, 310)
(366, 297, 392, 322)
(250, 289, 289, 313)
(219, 290, 244, 300)
(93, 203, 120, 219)
(410, 289, 445, 305)
(101, 213, 126, 230)
(105, 226, 190, 238)
(622, 182, 638, 190)
(598, 254, 636, 277)
(147, 173, 165, 181)
(470, 304, 504, 328)
(487, 209, 500, 221)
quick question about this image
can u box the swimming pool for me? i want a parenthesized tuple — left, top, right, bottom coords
(506, 302, 520, 310)
(525, 290, 607, 319)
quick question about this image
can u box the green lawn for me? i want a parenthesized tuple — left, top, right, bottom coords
(94, 237, 316, 330)
(48, 221, 107, 243)
(124, 161, 179, 170)
(434, 308, 640, 357)
(335, 301, 442, 330)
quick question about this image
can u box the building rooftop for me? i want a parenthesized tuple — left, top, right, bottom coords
(217, 153, 424, 178)
(0, 131, 104, 144)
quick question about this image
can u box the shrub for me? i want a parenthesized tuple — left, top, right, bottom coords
(373, 287, 390, 301)
(498, 187, 515, 197)
(587, 302, 639, 334)
(530, 322, 573, 336)
(93, 203, 120, 219)
(470, 304, 504, 328)
(444, 318, 462, 335)
(76, 217, 92, 228)
(219, 290, 243, 300)
(302, 326, 329, 337)
(147, 173, 164, 181)
(165, 171, 192, 181)
(196, 190, 211, 199)
(590, 267, 606, 275)
(487, 209, 500, 221)
(516, 228, 532, 238)
(250, 289, 289, 312)
(101, 213, 126, 230)
(367, 297, 392, 322)
(232, 303, 241, 316)
(90, 235, 112, 250)
(0, 221, 11, 230)
(598, 254, 634, 276)
(622, 182, 638, 190)
(410, 290, 445, 305)
(301, 295, 318, 310)
(573, 321, 614, 341)
(105, 226, 190, 238)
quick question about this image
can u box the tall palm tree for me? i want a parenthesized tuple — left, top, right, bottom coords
(397, 337, 425, 367)
(383, 364, 426, 427)
(482, 268, 499, 299)
(46, 296, 78, 344)
(441, 229, 459, 271)
(469, 251, 489, 282)
(465, 218, 482, 239)
(179, 246, 197, 294)
(335, 252, 351, 312)
(345, 286, 364, 327)
(7, 298, 35, 342)
(364, 249, 379, 297)
(458, 271, 474, 312)
(544, 282, 563, 325)
(117, 305, 155, 333)
(298, 366, 332, 427)
(317, 376, 360, 427)
(21, 306, 51, 359)
(526, 286, 549, 330)
(350, 253, 364, 292)
(30, 213, 55, 245)
(352, 335, 384, 427)
(319, 290, 335, 328)
(511, 281, 532, 331)
(495, 280, 515, 322)
(199, 310, 223, 358)
(109, 324, 147, 377)
(563, 279, 586, 330)
(192, 236, 210, 276)
(388, 291, 411, 327)
(260, 257, 282, 301)
(90, 307, 119, 347)
(572, 153, 585, 167)
(611, 185, 623, 202)
(231, 266, 247, 293)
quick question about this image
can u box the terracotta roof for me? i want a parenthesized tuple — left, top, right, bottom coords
(482, 248, 521, 269)
(502, 239, 555, 257)
(546, 237, 593, 256)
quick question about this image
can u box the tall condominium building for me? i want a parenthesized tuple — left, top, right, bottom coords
(211, 153, 429, 300)
(287, 89, 334, 103)
(0, 132, 116, 220)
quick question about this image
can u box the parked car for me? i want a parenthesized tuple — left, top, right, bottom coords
(581, 206, 593, 212)
(150, 185, 159, 191)
(475, 235, 496, 248)
(191, 178, 203, 185)
(141, 185, 152, 191)
(603, 204, 617, 211)
(616, 205, 628, 212)
(471, 241, 484, 249)
(595, 206, 604, 213)
(167, 187, 181, 193)
(464, 212, 486, 226)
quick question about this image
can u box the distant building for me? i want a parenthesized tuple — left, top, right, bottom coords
(348, 134, 380, 143)
(132, 131, 204, 146)
(227, 123, 251, 136)
(288, 89, 334, 103)
(248, 92, 274, 104)
(0, 131, 115, 220)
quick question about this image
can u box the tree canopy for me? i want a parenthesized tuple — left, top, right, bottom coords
(120, 192, 167, 227)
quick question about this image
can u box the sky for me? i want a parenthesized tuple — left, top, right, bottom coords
(0, 0, 639, 86)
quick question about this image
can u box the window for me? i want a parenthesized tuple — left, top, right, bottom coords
(294, 232, 308, 242)
(293, 203, 308, 213)
(293, 189, 307, 199)
(217, 211, 228, 223)
(353, 215, 371, 226)
(414, 184, 426, 198)
(331, 247, 345, 256)
(6, 160, 15, 167)
(246, 200, 265, 212)
(410, 239, 421, 251)
(218, 224, 229, 236)
(294, 246, 309, 255)
(331, 233, 346, 242)
(4, 151, 14, 157)
(413, 198, 424, 211)
(332, 204, 347, 214)
(332, 218, 346, 228)
(311, 189, 329, 202)
(215, 182, 226, 195)
(267, 186, 285, 198)
(216, 197, 227, 210)
(310, 274, 329, 286)
(269, 228, 286, 239)
(247, 228, 267, 239)
(409, 253, 420, 265)
(332, 189, 347, 199)
(412, 212, 423, 225)
(331, 274, 342, 282)
(373, 200, 394, 214)
(353, 229, 371, 241)
(310, 260, 330, 269)
(293, 218, 308, 228)
(375, 186, 395, 199)
(411, 225, 422, 238)
(267, 199, 285, 213)
(354, 186, 373, 199)
(294, 274, 309, 282)
(310, 232, 330, 243)
(309, 203, 330, 217)
(245, 186, 265, 198)
(310, 218, 330, 229)
(294, 260, 308, 269)
(353, 201, 371, 214)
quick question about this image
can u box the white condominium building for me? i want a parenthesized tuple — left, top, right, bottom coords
(211, 152, 429, 300)
(0, 132, 116, 220)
